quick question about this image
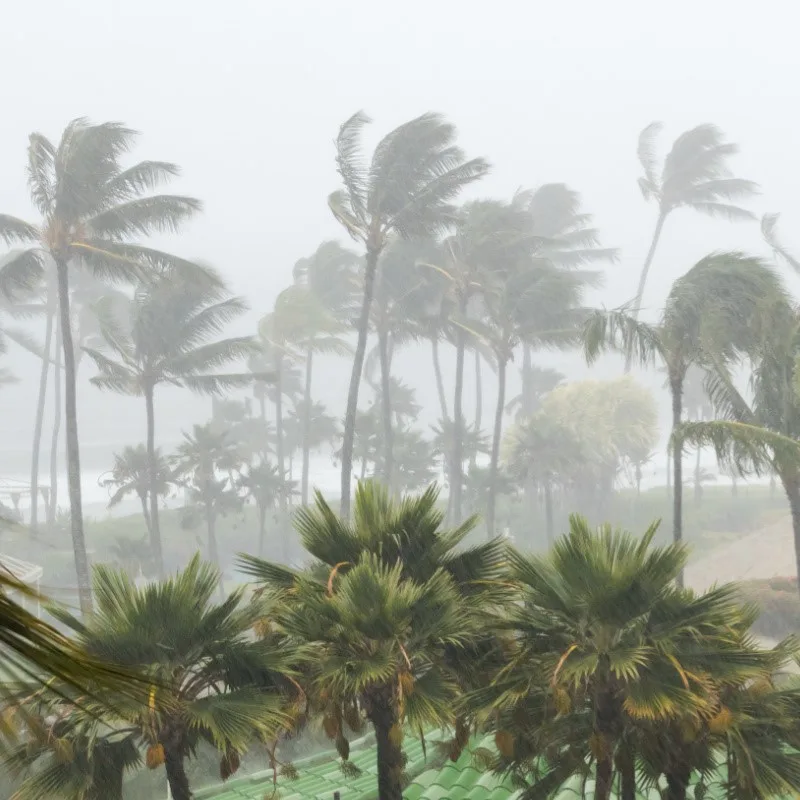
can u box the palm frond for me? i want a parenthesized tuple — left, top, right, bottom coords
(87, 195, 201, 239)
(637, 121, 663, 198)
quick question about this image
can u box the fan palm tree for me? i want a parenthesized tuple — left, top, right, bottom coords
(98, 444, 172, 546)
(328, 111, 488, 516)
(0, 119, 203, 614)
(584, 253, 783, 580)
(472, 515, 787, 800)
(632, 122, 758, 324)
(49, 557, 298, 800)
(83, 273, 256, 577)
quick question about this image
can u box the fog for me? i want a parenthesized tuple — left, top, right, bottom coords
(2, 0, 799, 457)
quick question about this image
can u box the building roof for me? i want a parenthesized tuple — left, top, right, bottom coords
(195, 731, 792, 800)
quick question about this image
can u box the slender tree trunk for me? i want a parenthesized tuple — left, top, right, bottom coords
(378, 325, 393, 488)
(301, 347, 313, 505)
(594, 689, 616, 800)
(619, 744, 637, 800)
(163, 743, 193, 800)
(544, 482, 554, 545)
(452, 294, 468, 524)
(205, 495, 220, 570)
(340, 247, 380, 518)
(486, 356, 507, 539)
(55, 256, 92, 615)
(368, 687, 403, 800)
(472, 348, 482, 471)
(782, 473, 800, 596)
(626, 212, 667, 371)
(431, 338, 448, 421)
(48, 319, 62, 527)
(670, 376, 684, 587)
(693, 443, 702, 506)
(666, 448, 671, 496)
(144, 384, 164, 577)
(257, 505, 267, 557)
(30, 306, 54, 531)
(665, 763, 691, 800)
(275, 356, 286, 512)
(521, 343, 533, 416)
(138, 493, 152, 536)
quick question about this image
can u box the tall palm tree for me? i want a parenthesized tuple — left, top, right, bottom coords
(329, 111, 488, 516)
(98, 444, 172, 543)
(632, 122, 758, 324)
(584, 253, 783, 581)
(0, 119, 202, 614)
(237, 462, 284, 557)
(49, 557, 298, 800)
(83, 273, 256, 577)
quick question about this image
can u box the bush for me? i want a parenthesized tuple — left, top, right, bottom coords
(738, 577, 800, 640)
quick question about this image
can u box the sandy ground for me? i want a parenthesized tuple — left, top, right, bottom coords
(685, 515, 796, 592)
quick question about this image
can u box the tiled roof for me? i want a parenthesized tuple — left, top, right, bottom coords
(196, 732, 792, 800)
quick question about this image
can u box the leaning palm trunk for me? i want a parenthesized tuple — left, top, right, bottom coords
(48, 318, 62, 527)
(55, 256, 92, 615)
(378, 325, 394, 488)
(340, 248, 379, 518)
(366, 686, 403, 800)
(144, 383, 165, 577)
(30, 305, 55, 531)
(451, 296, 468, 524)
(778, 469, 800, 590)
(431, 338, 449, 421)
(301, 347, 313, 505)
(670, 377, 684, 587)
(486, 357, 506, 539)
(138, 491, 151, 535)
(626, 213, 667, 371)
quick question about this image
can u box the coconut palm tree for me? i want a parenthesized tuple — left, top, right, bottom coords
(0, 119, 203, 614)
(98, 444, 172, 545)
(83, 273, 255, 577)
(632, 122, 758, 323)
(328, 111, 488, 516)
(584, 253, 783, 581)
(49, 557, 298, 800)
(237, 462, 285, 557)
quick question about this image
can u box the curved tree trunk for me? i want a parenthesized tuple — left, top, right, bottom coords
(144, 384, 164, 578)
(301, 347, 313, 505)
(486, 356, 507, 540)
(431, 338, 448, 421)
(368, 687, 403, 800)
(451, 294, 468, 525)
(55, 256, 92, 615)
(781, 472, 800, 597)
(378, 325, 393, 489)
(340, 247, 379, 518)
(275, 356, 286, 512)
(626, 212, 667, 371)
(670, 375, 684, 587)
(48, 319, 62, 527)
(30, 306, 54, 531)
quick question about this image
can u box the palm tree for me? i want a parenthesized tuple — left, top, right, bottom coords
(237, 462, 284, 557)
(474, 515, 788, 800)
(98, 444, 172, 545)
(0, 119, 202, 614)
(83, 273, 255, 577)
(584, 253, 783, 580)
(329, 111, 488, 516)
(241, 482, 505, 800)
(50, 557, 298, 800)
(632, 122, 757, 324)
(172, 424, 243, 571)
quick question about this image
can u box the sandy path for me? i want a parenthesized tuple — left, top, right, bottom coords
(685, 515, 796, 591)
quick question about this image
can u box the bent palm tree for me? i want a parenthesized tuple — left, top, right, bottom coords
(0, 119, 203, 613)
(584, 253, 784, 581)
(329, 111, 488, 516)
(83, 274, 256, 577)
(631, 123, 757, 342)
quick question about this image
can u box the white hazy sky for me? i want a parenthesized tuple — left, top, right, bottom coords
(2, 0, 799, 460)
